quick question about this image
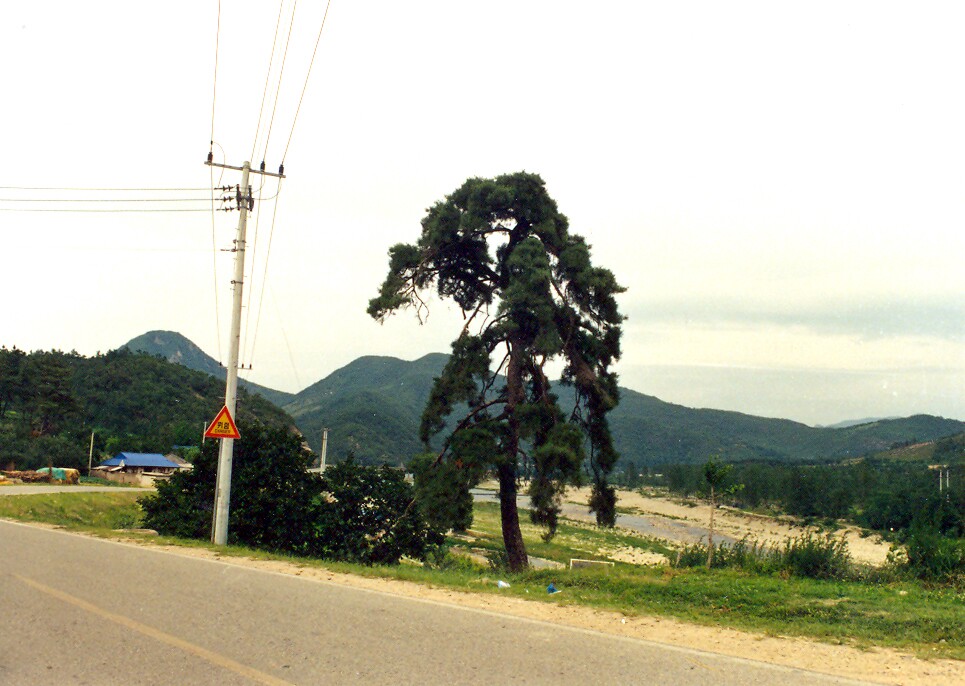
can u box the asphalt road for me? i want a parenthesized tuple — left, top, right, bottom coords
(0, 521, 872, 686)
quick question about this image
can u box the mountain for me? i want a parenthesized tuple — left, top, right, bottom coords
(817, 417, 900, 429)
(283, 354, 448, 465)
(124, 331, 295, 408)
(121, 332, 965, 467)
(283, 354, 965, 466)
(608, 391, 964, 465)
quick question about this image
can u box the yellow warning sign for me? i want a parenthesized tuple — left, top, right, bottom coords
(204, 406, 241, 439)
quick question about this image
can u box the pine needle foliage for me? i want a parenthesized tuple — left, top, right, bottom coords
(368, 172, 624, 570)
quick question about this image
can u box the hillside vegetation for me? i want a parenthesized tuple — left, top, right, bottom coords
(120, 331, 965, 467)
(0, 346, 294, 471)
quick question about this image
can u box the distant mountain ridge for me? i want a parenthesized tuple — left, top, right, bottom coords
(122, 331, 965, 466)
(124, 331, 295, 408)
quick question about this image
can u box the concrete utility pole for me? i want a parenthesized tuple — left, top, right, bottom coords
(320, 428, 329, 470)
(204, 156, 285, 546)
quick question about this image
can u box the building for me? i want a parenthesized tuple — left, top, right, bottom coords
(93, 452, 185, 486)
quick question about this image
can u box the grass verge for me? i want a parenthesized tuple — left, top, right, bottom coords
(1, 491, 962, 660)
(0, 491, 143, 530)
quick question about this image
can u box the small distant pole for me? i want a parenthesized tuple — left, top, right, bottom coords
(320, 428, 329, 470)
(87, 431, 95, 476)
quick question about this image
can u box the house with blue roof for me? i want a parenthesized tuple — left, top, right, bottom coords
(93, 452, 186, 486)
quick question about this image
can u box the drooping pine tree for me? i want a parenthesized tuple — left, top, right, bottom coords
(368, 172, 624, 571)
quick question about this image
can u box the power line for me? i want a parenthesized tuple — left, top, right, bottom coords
(210, 157, 224, 365)
(0, 185, 214, 191)
(250, 0, 288, 163)
(261, 0, 299, 165)
(0, 207, 215, 213)
(282, 0, 334, 163)
(241, 180, 268, 363)
(210, 0, 221, 157)
(247, 179, 284, 369)
(0, 197, 216, 203)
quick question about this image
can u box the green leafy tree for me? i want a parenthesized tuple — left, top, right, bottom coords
(368, 172, 624, 571)
(703, 455, 735, 569)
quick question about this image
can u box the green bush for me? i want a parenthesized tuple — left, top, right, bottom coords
(310, 457, 444, 565)
(903, 527, 965, 582)
(141, 422, 443, 564)
(673, 533, 853, 580)
(776, 532, 851, 580)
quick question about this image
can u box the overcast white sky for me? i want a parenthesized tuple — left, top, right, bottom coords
(1, 1, 962, 426)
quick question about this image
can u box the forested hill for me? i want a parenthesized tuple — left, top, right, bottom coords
(124, 330, 295, 408)
(282, 353, 964, 466)
(0, 347, 294, 471)
(608, 390, 965, 465)
(283, 354, 449, 465)
(118, 331, 965, 467)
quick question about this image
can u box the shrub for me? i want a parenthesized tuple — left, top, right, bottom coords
(902, 527, 965, 582)
(141, 422, 319, 551)
(141, 422, 443, 564)
(309, 458, 444, 565)
(672, 533, 853, 580)
(775, 532, 852, 580)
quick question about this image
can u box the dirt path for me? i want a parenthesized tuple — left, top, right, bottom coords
(562, 487, 893, 566)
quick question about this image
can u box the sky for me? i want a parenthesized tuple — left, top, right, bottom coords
(1, 1, 962, 427)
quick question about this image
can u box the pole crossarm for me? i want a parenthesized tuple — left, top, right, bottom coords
(205, 160, 286, 179)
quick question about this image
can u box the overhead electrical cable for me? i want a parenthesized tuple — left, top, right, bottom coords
(210, 155, 223, 364)
(282, 0, 334, 164)
(250, 0, 288, 163)
(0, 207, 213, 213)
(0, 197, 214, 203)
(0, 185, 213, 191)
(261, 0, 299, 165)
(247, 178, 284, 369)
(210, 0, 221, 157)
(241, 179, 268, 365)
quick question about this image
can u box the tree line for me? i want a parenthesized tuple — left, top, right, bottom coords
(656, 440, 964, 540)
(0, 346, 291, 471)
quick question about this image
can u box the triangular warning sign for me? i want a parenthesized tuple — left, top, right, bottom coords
(204, 405, 241, 439)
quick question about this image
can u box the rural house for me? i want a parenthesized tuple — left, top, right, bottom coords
(93, 452, 185, 486)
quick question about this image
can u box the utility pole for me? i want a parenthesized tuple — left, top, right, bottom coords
(320, 428, 329, 471)
(204, 156, 285, 546)
(87, 430, 95, 476)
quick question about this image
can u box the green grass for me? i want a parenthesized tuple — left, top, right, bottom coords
(1, 491, 962, 660)
(0, 492, 144, 530)
(465, 501, 674, 564)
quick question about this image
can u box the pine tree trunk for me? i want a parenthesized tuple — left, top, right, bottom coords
(498, 463, 529, 572)
(497, 338, 529, 572)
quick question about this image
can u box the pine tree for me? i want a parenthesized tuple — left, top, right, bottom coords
(369, 172, 625, 571)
